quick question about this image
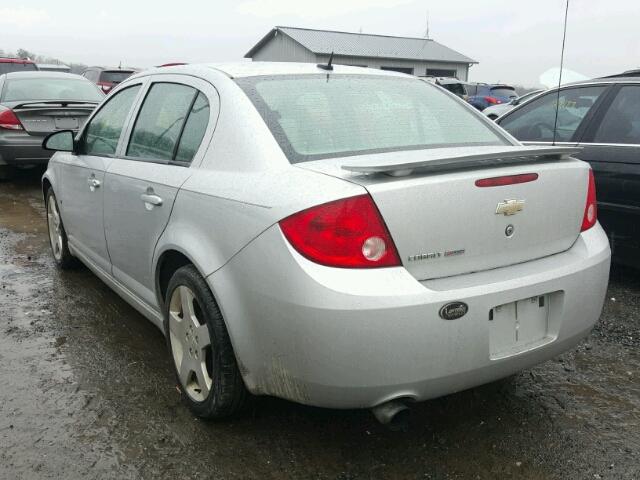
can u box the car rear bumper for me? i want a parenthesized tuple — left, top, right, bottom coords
(208, 224, 611, 409)
(0, 131, 51, 166)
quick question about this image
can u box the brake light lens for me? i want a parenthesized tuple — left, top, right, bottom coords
(475, 173, 538, 187)
(485, 96, 502, 105)
(581, 169, 597, 232)
(0, 106, 23, 130)
(279, 194, 401, 268)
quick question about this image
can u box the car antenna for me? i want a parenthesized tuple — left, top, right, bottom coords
(552, 0, 570, 146)
(317, 51, 334, 71)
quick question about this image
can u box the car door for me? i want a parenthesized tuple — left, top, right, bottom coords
(57, 83, 143, 273)
(575, 84, 640, 266)
(103, 75, 217, 308)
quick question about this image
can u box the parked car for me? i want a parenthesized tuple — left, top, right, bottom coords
(483, 89, 545, 120)
(467, 83, 518, 111)
(0, 57, 39, 75)
(0, 72, 103, 179)
(42, 63, 610, 425)
(423, 77, 468, 99)
(497, 77, 640, 269)
(81, 66, 137, 94)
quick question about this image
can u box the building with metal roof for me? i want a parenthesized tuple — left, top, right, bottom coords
(245, 26, 477, 80)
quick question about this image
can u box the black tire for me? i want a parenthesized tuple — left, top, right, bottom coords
(164, 265, 247, 419)
(45, 189, 79, 269)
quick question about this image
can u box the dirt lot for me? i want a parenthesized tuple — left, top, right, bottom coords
(1, 171, 639, 480)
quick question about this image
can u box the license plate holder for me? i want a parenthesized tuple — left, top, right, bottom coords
(55, 117, 78, 129)
(489, 295, 550, 359)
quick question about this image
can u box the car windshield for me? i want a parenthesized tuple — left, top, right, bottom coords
(0, 62, 38, 75)
(490, 87, 517, 98)
(237, 75, 507, 163)
(2, 77, 103, 102)
(99, 70, 134, 84)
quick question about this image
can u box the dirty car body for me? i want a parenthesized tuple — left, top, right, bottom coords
(42, 63, 610, 413)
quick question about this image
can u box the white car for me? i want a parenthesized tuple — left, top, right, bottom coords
(41, 63, 610, 426)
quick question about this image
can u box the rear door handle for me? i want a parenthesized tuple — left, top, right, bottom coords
(140, 193, 163, 207)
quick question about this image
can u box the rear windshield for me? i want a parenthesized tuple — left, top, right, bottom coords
(237, 75, 506, 163)
(2, 77, 103, 102)
(490, 87, 517, 98)
(0, 62, 38, 75)
(99, 70, 134, 84)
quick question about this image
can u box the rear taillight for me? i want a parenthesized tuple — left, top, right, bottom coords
(279, 194, 401, 268)
(0, 106, 23, 130)
(581, 169, 597, 232)
(484, 96, 502, 105)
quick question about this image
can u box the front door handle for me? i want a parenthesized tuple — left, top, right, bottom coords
(140, 193, 163, 207)
(87, 177, 101, 191)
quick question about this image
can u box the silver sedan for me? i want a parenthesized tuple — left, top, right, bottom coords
(42, 63, 610, 425)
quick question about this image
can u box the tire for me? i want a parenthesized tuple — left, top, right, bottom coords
(164, 265, 247, 419)
(45, 189, 78, 269)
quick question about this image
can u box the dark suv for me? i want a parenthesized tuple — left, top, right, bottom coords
(81, 66, 137, 94)
(467, 83, 518, 111)
(497, 77, 640, 268)
(0, 57, 39, 75)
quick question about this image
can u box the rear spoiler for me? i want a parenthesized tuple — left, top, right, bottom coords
(14, 100, 99, 109)
(341, 146, 582, 177)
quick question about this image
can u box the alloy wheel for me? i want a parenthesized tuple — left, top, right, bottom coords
(47, 197, 63, 261)
(169, 285, 213, 402)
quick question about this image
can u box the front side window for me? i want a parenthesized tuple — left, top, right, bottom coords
(499, 86, 607, 142)
(126, 83, 196, 161)
(237, 75, 507, 163)
(593, 86, 640, 144)
(82, 85, 141, 156)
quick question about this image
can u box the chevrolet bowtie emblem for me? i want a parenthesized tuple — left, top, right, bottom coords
(495, 199, 525, 216)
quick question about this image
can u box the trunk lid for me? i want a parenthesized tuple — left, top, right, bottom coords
(297, 145, 589, 280)
(11, 101, 96, 134)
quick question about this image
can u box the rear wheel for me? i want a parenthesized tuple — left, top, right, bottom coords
(46, 189, 78, 269)
(165, 265, 247, 419)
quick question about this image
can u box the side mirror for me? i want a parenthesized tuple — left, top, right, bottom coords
(43, 130, 76, 153)
(510, 98, 519, 105)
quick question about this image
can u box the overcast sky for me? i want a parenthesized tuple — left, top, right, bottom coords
(1, 1, 638, 86)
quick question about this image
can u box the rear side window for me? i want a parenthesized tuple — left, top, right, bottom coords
(175, 92, 210, 163)
(499, 86, 607, 142)
(83, 85, 141, 156)
(0, 62, 37, 75)
(593, 86, 640, 144)
(237, 75, 507, 163)
(127, 82, 205, 162)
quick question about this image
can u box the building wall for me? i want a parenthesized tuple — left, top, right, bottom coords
(251, 32, 316, 63)
(250, 35, 470, 81)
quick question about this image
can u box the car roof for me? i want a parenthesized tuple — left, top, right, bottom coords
(133, 62, 413, 80)
(1, 71, 85, 80)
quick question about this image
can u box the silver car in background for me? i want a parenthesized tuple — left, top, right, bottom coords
(0, 72, 103, 179)
(42, 63, 610, 425)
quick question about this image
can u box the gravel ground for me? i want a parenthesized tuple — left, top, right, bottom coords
(0, 172, 638, 480)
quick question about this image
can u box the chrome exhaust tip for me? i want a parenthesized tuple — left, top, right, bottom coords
(371, 400, 410, 431)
